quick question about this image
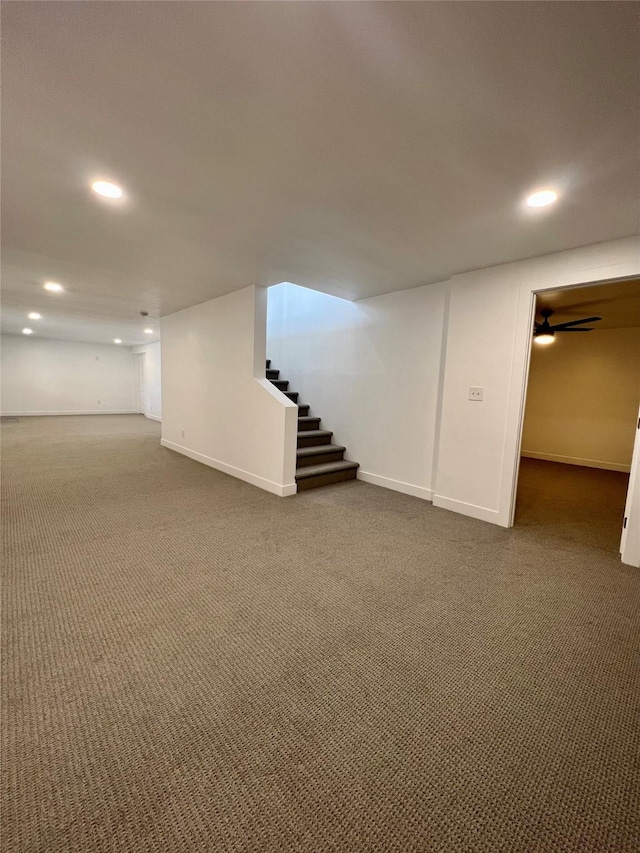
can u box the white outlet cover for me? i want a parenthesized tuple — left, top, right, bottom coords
(469, 386, 484, 401)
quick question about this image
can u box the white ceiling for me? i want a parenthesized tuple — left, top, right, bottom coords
(2, 2, 639, 344)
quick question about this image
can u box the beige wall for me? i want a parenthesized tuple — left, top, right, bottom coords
(521, 326, 640, 472)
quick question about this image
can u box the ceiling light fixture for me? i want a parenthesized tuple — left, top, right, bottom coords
(91, 180, 123, 199)
(114, 338, 122, 344)
(144, 328, 153, 334)
(534, 333, 555, 345)
(28, 312, 42, 320)
(22, 328, 34, 335)
(44, 281, 64, 292)
(526, 189, 558, 208)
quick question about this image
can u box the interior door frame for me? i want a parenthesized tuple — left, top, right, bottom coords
(507, 273, 640, 530)
(620, 405, 640, 567)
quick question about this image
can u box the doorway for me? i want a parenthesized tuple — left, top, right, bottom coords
(514, 279, 640, 555)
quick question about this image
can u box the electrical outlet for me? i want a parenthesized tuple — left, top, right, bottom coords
(469, 386, 484, 401)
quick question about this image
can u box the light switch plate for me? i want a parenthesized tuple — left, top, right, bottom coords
(469, 386, 484, 401)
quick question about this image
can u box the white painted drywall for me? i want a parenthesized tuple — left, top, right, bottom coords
(521, 328, 640, 472)
(267, 238, 639, 526)
(435, 235, 640, 526)
(132, 341, 162, 421)
(267, 280, 449, 500)
(1, 335, 137, 415)
(161, 285, 298, 496)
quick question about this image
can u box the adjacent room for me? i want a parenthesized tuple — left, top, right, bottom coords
(2, 3, 639, 852)
(516, 280, 640, 552)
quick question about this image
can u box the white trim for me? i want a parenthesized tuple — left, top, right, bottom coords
(161, 439, 297, 497)
(521, 451, 631, 474)
(357, 470, 434, 501)
(430, 285, 451, 497)
(1, 410, 140, 417)
(620, 405, 640, 567)
(144, 413, 162, 422)
(432, 494, 503, 526)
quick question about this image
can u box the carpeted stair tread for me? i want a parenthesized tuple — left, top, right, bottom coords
(297, 444, 346, 458)
(297, 429, 333, 441)
(297, 416, 321, 431)
(295, 460, 359, 480)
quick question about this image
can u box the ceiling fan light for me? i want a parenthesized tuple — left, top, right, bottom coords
(534, 333, 555, 345)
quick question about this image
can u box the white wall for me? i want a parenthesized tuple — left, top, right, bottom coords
(132, 341, 162, 421)
(266, 237, 639, 525)
(521, 327, 640, 472)
(435, 236, 640, 526)
(267, 280, 448, 499)
(161, 285, 298, 496)
(1, 335, 137, 415)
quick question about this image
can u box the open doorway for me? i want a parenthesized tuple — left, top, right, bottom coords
(514, 279, 640, 553)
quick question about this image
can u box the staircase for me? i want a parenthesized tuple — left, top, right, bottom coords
(267, 360, 359, 491)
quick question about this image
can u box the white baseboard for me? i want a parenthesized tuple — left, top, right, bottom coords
(160, 439, 297, 497)
(432, 494, 504, 526)
(1, 410, 140, 417)
(521, 451, 630, 474)
(144, 413, 162, 422)
(357, 470, 433, 501)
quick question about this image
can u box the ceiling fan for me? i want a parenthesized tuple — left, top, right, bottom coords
(533, 308, 601, 345)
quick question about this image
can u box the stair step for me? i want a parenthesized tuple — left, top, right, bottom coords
(298, 416, 321, 431)
(285, 391, 299, 403)
(297, 429, 333, 448)
(271, 379, 289, 391)
(266, 368, 279, 379)
(266, 359, 271, 369)
(296, 444, 346, 468)
(297, 444, 346, 458)
(295, 460, 359, 490)
(297, 404, 310, 416)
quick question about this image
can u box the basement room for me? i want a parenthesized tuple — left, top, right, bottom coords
(2, 2, 639, 852)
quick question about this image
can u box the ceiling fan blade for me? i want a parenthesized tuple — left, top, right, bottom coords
(557, 327, 595, 332)
(549, 316, 601, 330)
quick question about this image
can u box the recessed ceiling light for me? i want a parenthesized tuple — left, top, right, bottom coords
(114, 338, 122, 344)
(44, 281, 64, 292)
(144, 328, 154, 334)
(526, 189, 558, 208)
(28, 312, 42, 320)
(92, 180, 123, 199)
(22, 328, 34, 335)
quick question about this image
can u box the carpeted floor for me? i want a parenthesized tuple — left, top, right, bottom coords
(2, 415, 639, 853)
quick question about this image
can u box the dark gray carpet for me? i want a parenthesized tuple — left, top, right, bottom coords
(2, 415, 639, 852)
